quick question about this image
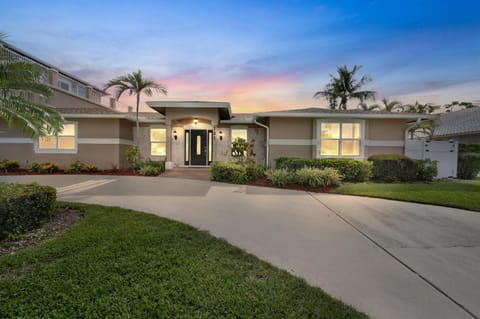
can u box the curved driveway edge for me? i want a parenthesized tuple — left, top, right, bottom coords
(1, 175, 479, 319)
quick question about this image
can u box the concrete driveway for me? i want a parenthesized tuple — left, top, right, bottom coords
(1, 175, 479, 319)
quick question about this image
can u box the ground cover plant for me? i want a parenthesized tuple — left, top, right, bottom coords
(333, 180, 480, 212)
(0, 160, 19, 172)
(0, 203, 367, 318)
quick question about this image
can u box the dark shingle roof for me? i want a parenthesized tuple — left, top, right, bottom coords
(434, 108, 480, 137)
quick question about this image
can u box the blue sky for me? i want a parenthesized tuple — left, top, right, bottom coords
(1, 0, 479, 112)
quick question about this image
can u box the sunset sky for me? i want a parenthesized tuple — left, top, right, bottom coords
(1, 0, 479, 113)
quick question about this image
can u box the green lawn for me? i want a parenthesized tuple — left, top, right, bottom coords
(333, 180, 480, 211)
(0, 203, 366, 319)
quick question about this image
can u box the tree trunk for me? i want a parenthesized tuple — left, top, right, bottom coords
(340, 96, 348, 110)
(135, 94, 140, 146)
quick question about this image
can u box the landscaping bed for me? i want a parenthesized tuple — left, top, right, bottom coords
(244, 177, 337, 193)
(0, 203, 367, 318)
(0, 169, 150, 176)
(1, 207, 82, 256)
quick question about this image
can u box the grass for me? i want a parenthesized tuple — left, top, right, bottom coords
(333, 180, 480, 211)
(0, 203, 367, 319)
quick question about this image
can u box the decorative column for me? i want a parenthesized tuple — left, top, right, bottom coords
(165, 122, 173, 170)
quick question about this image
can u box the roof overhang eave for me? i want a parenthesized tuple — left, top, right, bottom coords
(255, 112, 438, 120)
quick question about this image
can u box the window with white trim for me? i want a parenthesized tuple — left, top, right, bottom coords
(319, 122, 361, 157)
(150, 128, 166, 156)
(231, 128, 248, 142)
(38, 123, 77, 152)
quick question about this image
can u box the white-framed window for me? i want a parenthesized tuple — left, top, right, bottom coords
(317, 120, 363, 157)
(231, 128, 248, 142)
(150, 128, 166, 156)
(36, 122, 77, 154)
(57, 75, 87, 98)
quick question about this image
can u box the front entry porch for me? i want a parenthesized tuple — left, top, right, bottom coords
(163, 167, 211, 181)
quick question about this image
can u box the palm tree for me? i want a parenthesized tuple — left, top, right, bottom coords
(0, 33, 64, 137)
(105, 70, 167, 145)
(358, 98, 380, 111)
(380, 98, 402, 112)
(403, 101, 439, 114)
(314, 65, 376, 110)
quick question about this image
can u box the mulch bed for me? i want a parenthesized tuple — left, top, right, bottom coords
(0, 169, 141, 176)
(0, 208, 83, 256)
(244, 177, 336, 193)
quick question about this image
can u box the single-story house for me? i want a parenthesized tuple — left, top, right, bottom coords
(0, 42, 438, 170)
(433, 107, 480, 143)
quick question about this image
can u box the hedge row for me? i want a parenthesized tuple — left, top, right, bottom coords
(275, 157, 372, 182)
(267, 167, 341, 188)
(458, 153, 480, 179)
(211, 162, 265, 184)
(458, 144, 480, 180)
(367, 154, 437, 182)
(0, 182, 57, 240)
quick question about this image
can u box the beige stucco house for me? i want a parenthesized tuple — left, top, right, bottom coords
(0, 42, 436, 170)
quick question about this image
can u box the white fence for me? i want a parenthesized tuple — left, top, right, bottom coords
(405, 140, 458, 178)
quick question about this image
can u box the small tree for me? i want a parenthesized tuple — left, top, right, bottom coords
(125, 145, 143, 171)
(231, 137, 256, 165)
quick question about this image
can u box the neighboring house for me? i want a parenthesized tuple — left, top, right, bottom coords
(0, 42, 135, 169)
(0, 44, 437, 170)
(433, 107, 480, 143)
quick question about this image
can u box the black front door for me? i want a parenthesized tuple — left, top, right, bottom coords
(190, 130, 207, 165)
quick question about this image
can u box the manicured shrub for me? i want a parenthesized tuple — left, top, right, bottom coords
(266, 169, 293, 187)
(30, 162, 60, 173)
(0, 160, 20, 172)
(416, 159, 438, 181)
(457, 153, 480, 179)
(85, 163, 98, 172)
(0, 182, 57, 240)
(294, 167, 341, 187)
(245, 164, 266, 181)
(138, 161, 165, 176)
(211, 161, 247, 184)
(65, 160, 84, 173)
(368, 154, 418, 182)
(275, 157, 372, 182)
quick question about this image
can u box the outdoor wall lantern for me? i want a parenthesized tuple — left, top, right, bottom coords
(218, 130, 223, 141)
(193, 118, 199, 125)
(173, 130, 178, 140)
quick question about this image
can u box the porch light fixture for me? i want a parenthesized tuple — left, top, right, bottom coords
(193, 118, 199, 125)
(218, 130, 223, 141)
(173, 130, 178, 141)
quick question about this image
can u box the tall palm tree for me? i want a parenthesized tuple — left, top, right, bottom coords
(380, 98, 402, 112)
(105, 70, 167, 145)
(0, 33, 64, 137)
(314, 65, 376, 110)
